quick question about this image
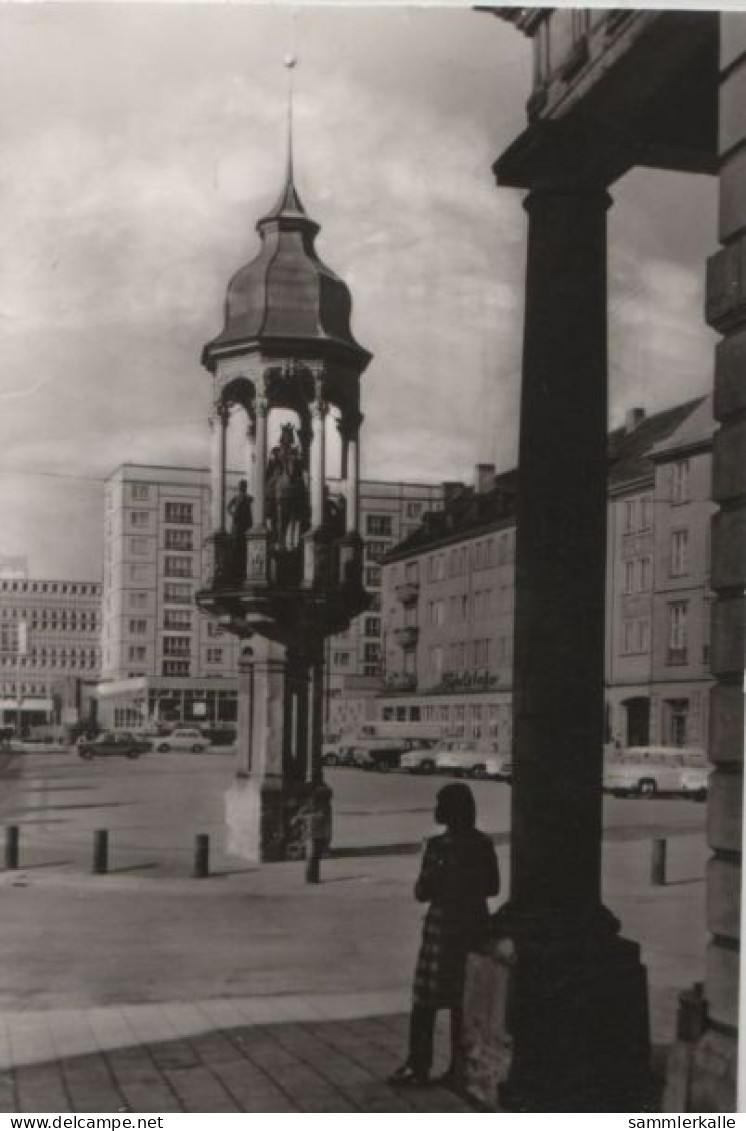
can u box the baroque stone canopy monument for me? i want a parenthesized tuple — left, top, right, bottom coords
(197, 106, 371, 862)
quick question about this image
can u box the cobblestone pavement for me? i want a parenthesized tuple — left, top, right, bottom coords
(1, 1008, 472, 1113)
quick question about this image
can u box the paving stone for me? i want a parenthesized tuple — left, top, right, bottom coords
(163, 1065, 240, 1113)
(147, 1039, 199, 1071)
(105, 1049, 182, 1112)
(189, 1031, 246, 1065)
(14, 1064, 69, 1113)
(61, 1053, 125, 1112)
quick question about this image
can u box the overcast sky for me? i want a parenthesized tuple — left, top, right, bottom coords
(0, 3, 717, 579)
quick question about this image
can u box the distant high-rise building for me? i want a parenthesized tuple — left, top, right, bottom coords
(99, 463, 445, 729)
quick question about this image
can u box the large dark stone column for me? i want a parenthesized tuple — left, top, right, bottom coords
(463, 171, 651, 1112)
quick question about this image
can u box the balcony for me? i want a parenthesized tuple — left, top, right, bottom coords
(384, 672, 417, 693)
(395, 581, 420, 605)
(393, 625, 419, 650)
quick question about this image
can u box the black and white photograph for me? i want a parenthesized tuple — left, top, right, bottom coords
(0, 1, 743, 1115)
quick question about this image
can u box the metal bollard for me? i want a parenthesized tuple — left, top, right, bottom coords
(651, 837, 667, 886)
(305, 841, 321, 885)
(193, 834, 210, 878)
(5, 826, 19, 870)
(93, 829, 109, 875)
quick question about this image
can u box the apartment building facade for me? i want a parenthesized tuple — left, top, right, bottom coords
(99, 464, 444, 730)
(0, 576, 102, 730)
(381, 398, 714, 752)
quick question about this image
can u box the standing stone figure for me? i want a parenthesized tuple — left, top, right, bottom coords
(227, 478, 253, 581)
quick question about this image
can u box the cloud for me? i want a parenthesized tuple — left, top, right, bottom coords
(0, 6, 715, 577)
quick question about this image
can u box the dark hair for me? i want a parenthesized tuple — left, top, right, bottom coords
(435, 782, 476, 831)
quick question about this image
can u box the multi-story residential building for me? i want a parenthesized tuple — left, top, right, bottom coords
(381, 397, 713, 752)
(99, 463, 445, 730)
(100, 464, 241, 729)
(0, 576, 102, 731)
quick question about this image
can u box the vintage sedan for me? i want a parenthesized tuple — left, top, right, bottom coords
(604, 746, 708, 799)
(434, 741, 497, 779)
(77, 731, 151, 760)
(155, 728, 212, 754)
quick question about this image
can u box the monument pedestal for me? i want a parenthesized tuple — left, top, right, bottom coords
(225, 775, 305, 864)
(462, 914, 652, 1112)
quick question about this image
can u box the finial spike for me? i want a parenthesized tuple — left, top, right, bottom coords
(283, 53, 297, 188)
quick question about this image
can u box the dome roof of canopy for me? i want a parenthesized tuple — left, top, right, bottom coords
(203, 156, 371, 375)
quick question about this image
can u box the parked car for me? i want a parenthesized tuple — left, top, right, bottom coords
(201, 726, 237, 747)
(349, 738, 414, 771)
(484, 754, 512, 782)
(400, 744, 440, 774)
(603, 746, 709, 799)
(433, 741, 497, 779)
(155, 728, 212, 754)
(78, 731, 151, 760)
(321, 743, 354, 768)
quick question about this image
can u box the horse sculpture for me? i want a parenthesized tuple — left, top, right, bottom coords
(267, 424, 309, 552)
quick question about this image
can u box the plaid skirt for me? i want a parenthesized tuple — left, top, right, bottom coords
(412, 904, 470, 1009)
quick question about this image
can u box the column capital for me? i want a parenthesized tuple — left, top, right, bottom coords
(255, 396, 269, 418)
(310, 398, 329, 421)
(494, 118, 633, 194)
(211, 400, 231, 426)
(338, 410, 363, 440)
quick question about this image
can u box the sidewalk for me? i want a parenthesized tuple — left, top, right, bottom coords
(0, 832, 706, 1113)
(1, 994, 471, 1113)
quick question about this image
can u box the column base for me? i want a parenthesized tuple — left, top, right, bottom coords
(224, 776, 306, 863)
(462, 911, 652, 1111)
(664, 996, 738, 1114)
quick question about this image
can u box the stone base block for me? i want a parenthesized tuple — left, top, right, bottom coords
(690, 1029, 738, 1113)
(462, 926, 652, 1111)
(225, 776, 304, 863)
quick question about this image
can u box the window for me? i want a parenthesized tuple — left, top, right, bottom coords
(164, 502, 194, 525)
(162, 660, 189, 677)
(364, 616, 381, 637)
(664, 698, 689, 746)
(333, 652, 351, 668)
(365, 567, 381, 588)
(367, 514, 392, 537)
(624, 499, 636, 534)
(429, 600, 445, 627)
(363, 642, 380, 663)
(164, 609, 191, 630)
(429, 646, 444, 677)
(639, 557, 652, 592)
(206, 648, 223, 664)
(165, 556, 192, 578)
(132, 484, 149, 501)
(670, 529, 689, 578)
(667, 602, 688, 665)
(672, 460, 690, 504)
(130, 563, 149, 582)
(165, 528, 193, 551)
(129, 592, 148, 610)
(129, 619, 147, 635)
(163, 635, 191, 657)
(128, 645, 146, 662)
(363, 664, 380, 677)
(130, 510, 149, 528)
(207, 621, 223, 637)
(405, 502, 422, 519)
(461, 594, 470, 621)
(366, 541, 388, 563)
(624, 561, 635, 595)
(368, 592, 381, 611)
(640, 495, 653, 530)
(130, 537, 148, 556)
(164, 583, 192, 604)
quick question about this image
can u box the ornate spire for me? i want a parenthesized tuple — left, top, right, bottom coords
(258, 52, 310, 227)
